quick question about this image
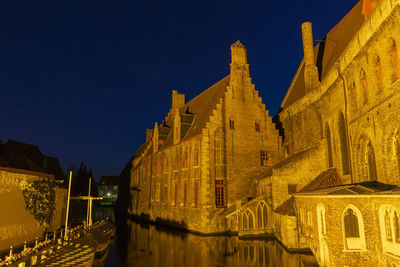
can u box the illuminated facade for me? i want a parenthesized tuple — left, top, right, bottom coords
(128, 0, 400, 264)
(129, 41, 280, 233)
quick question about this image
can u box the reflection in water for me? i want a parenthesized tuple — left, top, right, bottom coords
(110, 219, 318, 267)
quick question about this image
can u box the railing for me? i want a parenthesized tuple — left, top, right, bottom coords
(0, 225, 87, 266)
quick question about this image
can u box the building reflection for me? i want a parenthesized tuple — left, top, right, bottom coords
(122, 220, 318, 267)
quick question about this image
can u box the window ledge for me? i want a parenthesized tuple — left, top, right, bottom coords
(342, 249, 367, 253)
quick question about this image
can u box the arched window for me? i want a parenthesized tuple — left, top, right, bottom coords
(342, 205, 366, 250)
(393, 134, 400, 179)
(339, 112, 350, 175)
(243, 213, 249, 230)
(389, 39, 399, 82)
(374, 55, 384, 93)
(379, 205, 400, 255)
(367, 141, 377, 180)
(350, 81, 358, 112)
(360, 69, 368, 104)
(243, 209, 255, 231)
(257, 202, 268, 229)
(325, 124, 333, 167)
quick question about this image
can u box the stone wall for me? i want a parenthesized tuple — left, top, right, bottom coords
(0, 169, 66, 251)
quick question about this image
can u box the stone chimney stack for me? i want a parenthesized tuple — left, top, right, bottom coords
(301, 22, 320, 93)
(172, 90, 185, 109)
(146, 129, 153, 143)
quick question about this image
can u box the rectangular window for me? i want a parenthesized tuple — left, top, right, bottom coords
(229, 119, 235, 130)
(260, 151, 271, 167)
(183, 151, 188, 168)
(183, 182, 187, 206)
(215, 179, 225, 208)
(194, 181, 199, 207)
(174, 183, 178, 206)
(288, 184, 297, 194)
(255, 122, 260, 132)
(163, 186, 168, 206)
(194, 146, 199, 166)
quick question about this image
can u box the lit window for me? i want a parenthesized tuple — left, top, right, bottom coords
(229, 119, 235, 130)
(260, 151, 271, 167)
(255, 122, 260, 132)
(215, 179, 225, 208)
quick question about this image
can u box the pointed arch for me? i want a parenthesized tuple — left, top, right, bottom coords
(379, 205, 400, 256)
(256, 201, 268, 229)
(360, 68, 368, 104)
(374, 54, 384, 93)
(342, 204, 366, 250)
(243, 209, 255, 231)
(357, 135, 377, 182)
(389, 38, 399, 82)
(325, 123, 333, 167)
(338, 112, 350, 175)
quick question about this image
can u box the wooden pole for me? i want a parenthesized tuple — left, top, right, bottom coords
(86, 178, 91, 227)
(64, 171, 72, 239)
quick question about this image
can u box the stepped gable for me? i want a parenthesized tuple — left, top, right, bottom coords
(275, 168, 343, 215)
(160, 75, 230, 149)
(281, 1, 364, 108)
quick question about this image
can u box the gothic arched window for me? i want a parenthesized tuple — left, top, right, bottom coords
(339, 112, 350, 175)
(379, 205, 400, 255)
(367, 141, 377, 180)
(361, 69, 368, 104)
(326, 124, 333, 167)
(389, 39, 399, 82)
(342, 205, 366, 250)
(257, 202, 268, 229)
(374, 55, 384, 93)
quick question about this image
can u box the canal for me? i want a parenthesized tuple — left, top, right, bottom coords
(93, 207, 318, 267)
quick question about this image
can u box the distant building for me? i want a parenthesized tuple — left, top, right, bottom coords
(98, 176, 119, 204)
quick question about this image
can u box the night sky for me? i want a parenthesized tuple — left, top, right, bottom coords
(0, 0, 359, 179)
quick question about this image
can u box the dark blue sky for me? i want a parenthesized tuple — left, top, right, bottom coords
(0, 0, 359, 179)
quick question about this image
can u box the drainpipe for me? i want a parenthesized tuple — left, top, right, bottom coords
(336, 62, 354, 183)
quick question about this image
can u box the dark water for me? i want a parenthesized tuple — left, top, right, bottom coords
(94, 207, 318, 267)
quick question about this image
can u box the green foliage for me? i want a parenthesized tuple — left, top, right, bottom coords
(20, 178, 56, 229)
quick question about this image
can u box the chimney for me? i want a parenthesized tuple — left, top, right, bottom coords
(301, 22, 320, 93)
(231, 40, 247, 65)
(146, 129, 153, 143)
(172, 90, 185, 109)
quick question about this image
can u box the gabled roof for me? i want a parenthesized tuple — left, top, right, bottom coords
(281, 1, 364, 109)
(296, 181, 399, 196)
(275, 168, 343, 215)
(159, 75, 230, 149)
